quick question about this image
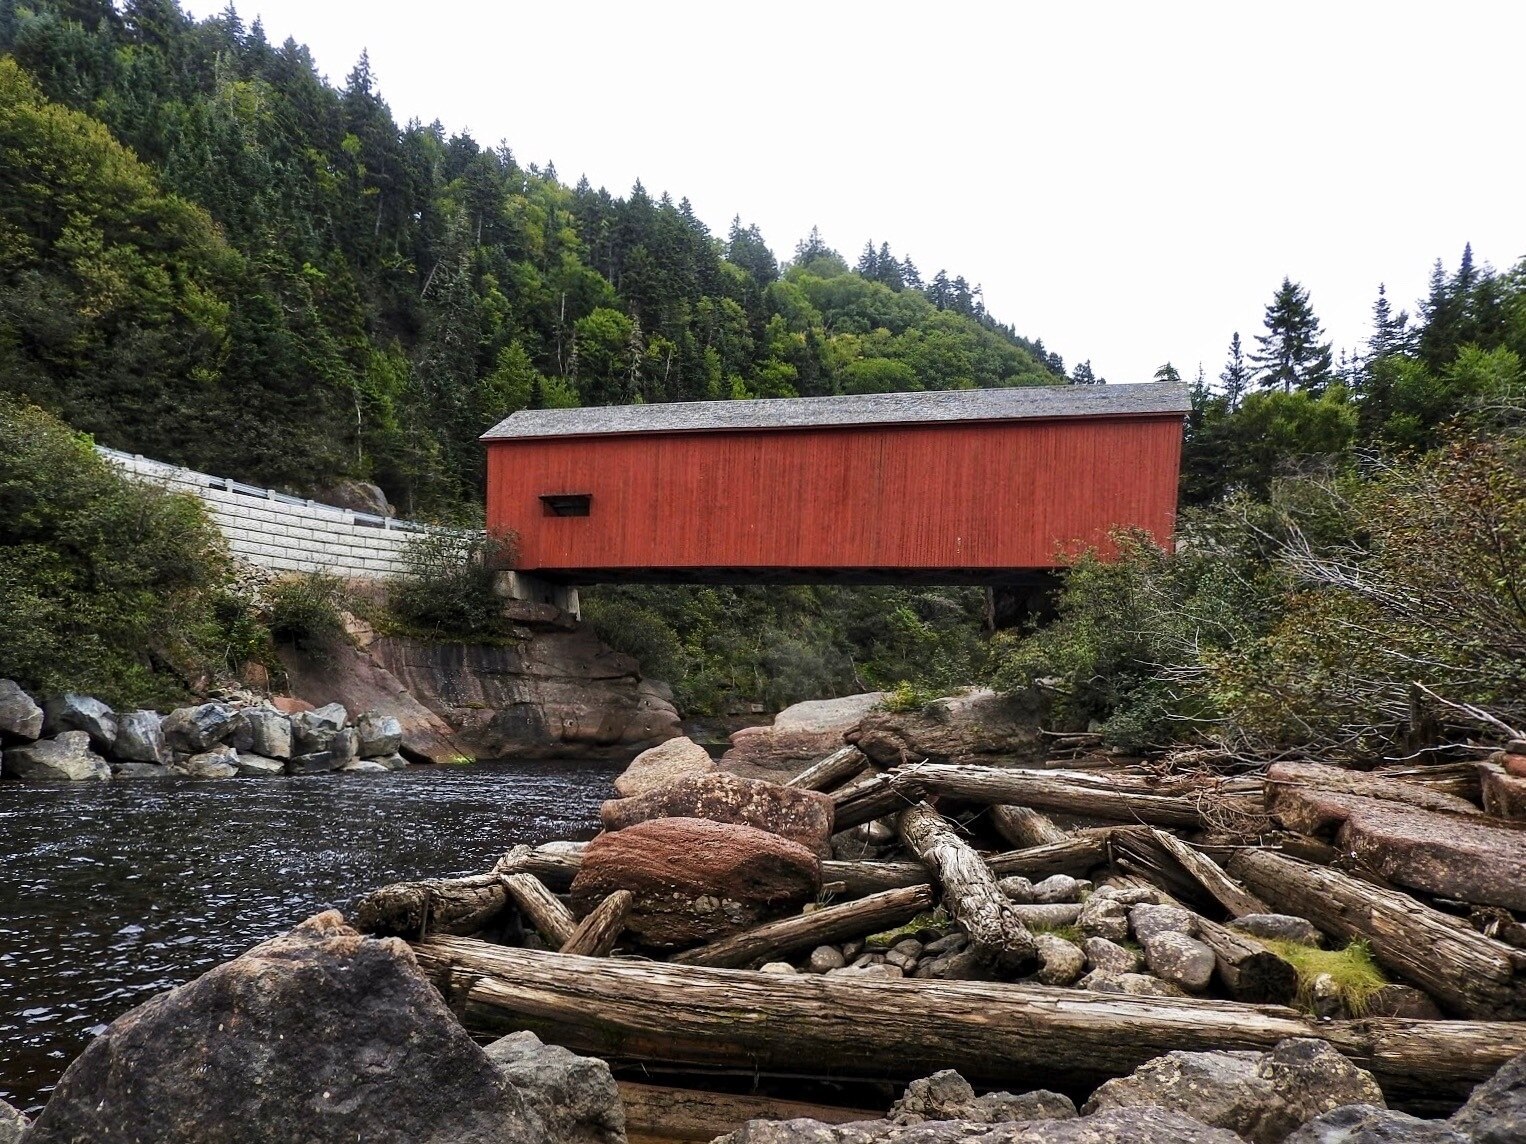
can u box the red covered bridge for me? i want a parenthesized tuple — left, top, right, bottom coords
(481, 381, 1188, 588)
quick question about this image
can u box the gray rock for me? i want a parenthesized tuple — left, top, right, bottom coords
(1080, 970, 1186, 997)
(288, 751, 342, 774)
(883, 949, 916, 970)
(0, 1097, 29, 1144)
(923, 933, 967, 956)
(114, 709, 167, 763)
(112, 762, 172, 779)
(1283, 1105, 1467, 1143)
(24, 910, 555, 1143)
(1450, 1048, 1526, 1143)
(43, 693, 117, 751)
(1030, 875, 1085, 904)
(1230, 914, 1324, 947)
(1130, 903, 1198, 941)
(356, 711, 403, 758)
(235, 753, 286, 777)
(1082, 937, 1141, 975)
(1034, 933, 1086, 986)
(1000, 876, 1038, 903)
(331, 726, 360, 761)
(1142, 930, 1216, 992)
(717, 1106, 1244, 1142)
(808, 946, 845, 973)
(1078, 896, 1130, 942)
(342, 759, 390, 774)
(890, 1069, 1076, 1125)
(1092, 885, 1161, 907)
(231, 707, 292, 759)
(4, 731, 110, 781)
(482, 1029, 625, 1144)
(1255, 1038, 1388, 1140)
(892, 938, 924, 960)
(162, 702, 238, 753)
(0, 679, 44, 740)
(1309, 972, 1347, 1019)
(371, 752, 409, 771)
(169, 745, 238, 779)
(760, 961, 797, 975)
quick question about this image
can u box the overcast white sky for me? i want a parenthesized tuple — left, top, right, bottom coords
(238, 0, 1523, 385)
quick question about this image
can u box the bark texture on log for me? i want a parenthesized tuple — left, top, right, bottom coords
(897, 802, 1036, 964)
(618, 1082, 878, 1144)
(819, 831, 1111, 898)
(989, 804, 1069, 848)
(1228, 848, 1526, 1019)
(1267, 761, 1482, 817)
(560, 890, 634, 958)
(785, 746, 870, 793)
(673, 885, 935, 968)
(411, 936, 1526, 1102)
(1147, 829, 1269, 918)
(501, 872, 578, 948)
(832, 770, 922, 832)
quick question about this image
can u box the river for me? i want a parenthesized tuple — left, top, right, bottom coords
(0, 760, 618, 1113)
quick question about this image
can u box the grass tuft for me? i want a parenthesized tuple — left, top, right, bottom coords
(1259, 937, 1388, 1015)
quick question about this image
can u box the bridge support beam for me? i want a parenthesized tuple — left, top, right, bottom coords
(493, 571, 581, 621)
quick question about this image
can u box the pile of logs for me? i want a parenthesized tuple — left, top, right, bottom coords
(354, 739, 1526, 1107)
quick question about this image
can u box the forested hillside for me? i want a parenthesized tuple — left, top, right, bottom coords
(0, 0, 1060, 517)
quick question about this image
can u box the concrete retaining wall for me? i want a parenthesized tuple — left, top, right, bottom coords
(98, 447, 426, 579)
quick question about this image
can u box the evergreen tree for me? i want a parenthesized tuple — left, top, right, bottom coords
(855, 240, 878, 279)
(1367, 283, 1410, 362)
(1154, 362, 1182, 384)
(1071, 360, 1103, 385)
(1249, 277, 1334, 393)
(1219, 332, 1250, 408)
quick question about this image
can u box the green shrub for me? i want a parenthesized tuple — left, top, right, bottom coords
(385, 529, 518, 640)
(0, 396, 234, 706)
(262, 573, 351, 658)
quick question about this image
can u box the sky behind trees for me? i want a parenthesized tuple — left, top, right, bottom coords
(239, 0, 1523, 385)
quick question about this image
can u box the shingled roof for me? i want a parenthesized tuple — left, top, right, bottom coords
(480, 379, 1189, 441)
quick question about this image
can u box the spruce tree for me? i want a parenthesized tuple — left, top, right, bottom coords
(1154, 362, 1182, 384)
(1218, 332, 1250, 408)
(1071, 360, 1103, 385)
(1367, 284, 1409, 362)
(1249, 277, 1334, 393)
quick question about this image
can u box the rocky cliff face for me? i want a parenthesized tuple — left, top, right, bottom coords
(279, 616, 681, 763)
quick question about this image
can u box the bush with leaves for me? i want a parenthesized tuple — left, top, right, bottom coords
(0, 395, 235, 706)
(385, 529, 518, 640)
(261, 573, 351, 659)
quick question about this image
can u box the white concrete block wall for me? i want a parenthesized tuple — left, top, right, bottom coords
(97, 447, 435, 580)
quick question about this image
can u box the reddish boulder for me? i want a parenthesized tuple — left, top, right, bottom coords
(723, 693, 886, 780)
(613, 735, 716, 797)
(570, 817, 820, 948)
(601, 772, 835, 857)
(1505, 752, 1526, 779)
(1481, 761, 1526, 819)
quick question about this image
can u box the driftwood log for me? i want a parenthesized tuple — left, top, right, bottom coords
(785, 746, 871, 793)
(559, 890, 634, 958)
(1145, 829, 1269, 917)
(819, 830, 1112, 898)
(988, 804, 1069, 848)
(673, 885, 936, 968)
(1228, 848, 1526, 1019)
(501, 872, 577, 947)
(832, 769, 923, 831)
(897, 802, 1036, 964)
(618, 1082, 878, 1144)
(411, 936, 1526, 1102)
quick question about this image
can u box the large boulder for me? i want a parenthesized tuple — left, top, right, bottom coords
(890, 1070, 1075, 1125)
(162, 702, 239, 753)
(482, 1031, 625, 1144)
(0, 679, 44, 741)
(569, 817, 820, 947)
(1450, 1048, 1526, 1142)
(848, 688, 1048, 768)
(356, 711, 403, 758)
(601, 771, 835, 857)
(724, 693, 887, 779)
(114, 709, 167, 764)
(169, 745, 239, 779)
(3, 731, 110, 780)
(232, 707, 293, 759)
(42, 692, 117, 752)
(24, 910, 574, 1143)
(0, 1098, 29, 1144)
(1283, 1106, 1467, 1142)
(292, 703, 350, 753)
(1083, 1038, 1385, 1143)
(613, 735, 716, 797)
(717, 1106, 1245, 1142)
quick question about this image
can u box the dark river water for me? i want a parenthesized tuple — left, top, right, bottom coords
(0, 760, 618, 1113)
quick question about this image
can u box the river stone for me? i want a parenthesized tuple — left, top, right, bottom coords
(0, 679, 44, 740)
(1130, 903, 1197, 941)
(482, 1030, 625, 1144)
(288, 751, 343, 774)
(1080, 969, 1186, 997)
(569, 817, 820, 948)
(162, 702, 238, 753)
(613, 735, 716, 797)
(24, 910, 555, 1143)
(343, 759, 390, 774)
(292, 704, 349, 754)
(371, 752, 409, 771)
(715, 1106, 1244, 1143)
(42, 693, 117, 752)
(4, 731, 110, 781)
(1030, 875, 1085, 904)
(890, 1069, 1076, 1125)
(1142, 930, 1216, 992)
(112, 762, 172, 779)
(170, 745, 239, 778)
(808, 945, 846, 973)
(1092, 885, 1162, 907)
(601, 771, 835, 857)
(0, 1099, 28, 1144)
(232, 707, 293, 759)
(1078, 895, 1129, 942)
(1083, 937, 1141, 975)
(355, 711, 403, 758)
(235, 752, 286, 777)
(113, 709, 167, 764)
(1229, 914, 1323, 947)
(1450, 1048, 1526, 1142)
(331, 726, 360, 761)
(1255, 1038, 1388, 1140)
(1034, 933, 1086, 986)
(1283, 1105, 1468, 1143)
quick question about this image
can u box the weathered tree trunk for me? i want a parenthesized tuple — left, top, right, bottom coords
(895, 763, 1258, 828)
(412, 936, 1526, 1102)
(1266, 761, 1482, 817)
(500, 872, 577, 948)
(1228, 848, 1526, 1019)
(673, 885, 935, 968)
(988, 804, 1069, 848)
(352, 843, 576, 937)
(820, 830, 1112, 898)
(618, 1081, 879, 1143)
(1145, 829, 1269, 917)
(832, 769, 922, 831)
(897, 802, 1036, 964)
(559, 890, 633, 958)
(786, 746, 871, 793)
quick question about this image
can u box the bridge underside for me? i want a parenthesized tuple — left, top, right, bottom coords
(525, 567, 1063, 589)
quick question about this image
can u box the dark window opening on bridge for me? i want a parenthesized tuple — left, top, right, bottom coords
(540, 493, 592, 517)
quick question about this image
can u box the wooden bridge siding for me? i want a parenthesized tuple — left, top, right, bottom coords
(486, 415, 1182, 574)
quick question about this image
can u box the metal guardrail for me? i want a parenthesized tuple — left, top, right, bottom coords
(94, 446, 428, 533)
